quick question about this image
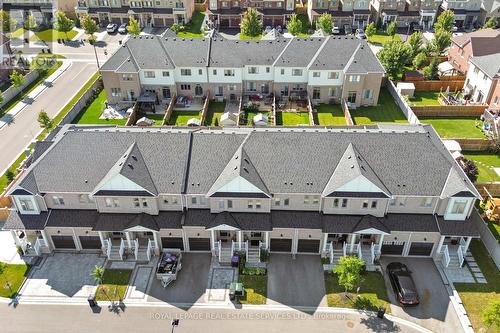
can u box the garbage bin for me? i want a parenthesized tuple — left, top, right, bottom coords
(87, 294, 97, 307)
(231, 255, 239, 268)
(377, 306, 386, 319)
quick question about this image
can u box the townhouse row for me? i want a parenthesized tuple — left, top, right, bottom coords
(4, 125, 481, 267)
(100, 35, 385, 107)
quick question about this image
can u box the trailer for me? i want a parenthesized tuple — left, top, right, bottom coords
(156, 249, 182, 288)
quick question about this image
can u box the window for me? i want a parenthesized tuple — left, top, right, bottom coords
(266, 67, 270, 73)
(274, 198, 281, 206)
(284, 198, 290, 206)
(191, 197, 197, 205)
(348, 75, 361, 82)
(180, 84, 191, 90)
(215, 86, 223, 96)
(144, 71, 155, 78)
(219, 200, 225, 209)
(389, 198, 396, 206)
(133, 198, 140, 207)
(180, 69, 191, 76)
(52, 196, 65, 206)
(256, 201, 261, 209)
(347, 91, 357, 103)
(362, 200, 369, 209)
(224, 69, 235, 76)
(483, 74, 488, 81)
(280, 68, 285, 75)
(111, 88, 121, 97)
(105, 198, 119, 207)
(292, 69, 303, 76)
(333, 198, 339, 208)
(79, 194, 89, 203)
(213, 69, 217, 75)
(247, 200, 253, 209)
(363, 89, 373, 99)
(304, 195, 310, 204)
(163, 197, 169, 204)
(172, 197, 178, 204)
(371, 200, 378, 209)
(19, 198, 34, 211)
(328, 72, 339, 79)
(341, 198, 348, 208)
(198, 69, 203, 75)
(227, 200, 233, 208)
(451, 200, 467, 214)
(200, 196, 206, 205)
(473, 67, 479, 75)
(247, 82, 256, 91)
(122, 74, 133, 81)
(162, 71, 170, 77)
(312, 87, 320, 100)
(248, 67, 258, 74)
(312, 196, 320, 204)
(329, 88, 336, 97)
(420, 197, 433, 208)
(313, 72, 320, 78)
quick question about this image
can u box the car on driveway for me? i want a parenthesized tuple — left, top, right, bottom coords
(332, 26, 341, 35)
(387, 262, 420, 306)
(106, 23, 118, 33)
(118, 23, 128, 34)
(355, 28, 366, 39)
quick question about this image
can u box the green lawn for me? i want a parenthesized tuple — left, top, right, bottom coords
(487, 220, 500, 243)
(0, 61, 63, 118)
(0, 263, 30, 298)
(455, 240, 500, 333)
(95, 269, 132, 301)
(463, 152, 500, 183)
(144, 113, 165, 126)
(368, 31, 402, 45)
(325, 272, 391, 313)
(409, 91, 441, 106)
(350, 89, 408, 125)
(419, 117, 485, 139)
(240, 34, 262, 40)
(239, 275, 267, 305)
(245, 111, 270, 126)
(204, 101, 225, 126)
(177, 12, 205, 38)
(168, 110, 200, 125)
(276, 112, 310, 126)
(11, 28, 78, 42)
(314, 104, 346, 125)
(72, 90, 127, 125)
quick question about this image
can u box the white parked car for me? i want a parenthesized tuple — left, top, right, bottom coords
(332, 26, 340, 35)
(118, 23, 128, 34)
(355, 28, 366, 39)
(106, 23, 118, 33)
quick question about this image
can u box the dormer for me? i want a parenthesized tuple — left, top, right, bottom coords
(8, 171, 42, 215)
(440, 167, 481, 220)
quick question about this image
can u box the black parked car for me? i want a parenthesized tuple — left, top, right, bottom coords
(387, 262, 420, 306)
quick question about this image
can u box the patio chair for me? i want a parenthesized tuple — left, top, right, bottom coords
(161, 275, 174, 288)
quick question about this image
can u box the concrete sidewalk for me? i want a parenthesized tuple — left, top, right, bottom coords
(0, 61, 71, 130)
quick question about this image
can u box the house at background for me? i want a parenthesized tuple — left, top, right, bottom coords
(2, 0, 58, 26)
(0, 34, 14, 84)
(448, 28, 500, 74)
(307, 0, 372, 31)
(463, 53, 500, 105)
(440, 0, 483, 29)
(75, 0, 194, 27)
(99, 35, 385, 109)
(3, 125, 481, 271)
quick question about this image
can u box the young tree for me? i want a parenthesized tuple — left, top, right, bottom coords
(365, 22, 376, 38)
(0, 10, 16, 33)
(80, 14, 98, 42)
(457, 156, 479, 182)
(333, 256, 365, 296)
(434, 10, 455, 33)
(432, 29, 452, 54)
(91, 265, 105, 285)
(287, 13, 303, 36)
(54, 11, 74, 39)
(386, 21, 397, 39)
(317, 13, 333, 34)
(407, 31, 422, 58)
(10, 70, 25, 95)
(482, 300, 500, 331)
(240, 8, 262, 37)
(24, 14, 37, 31)
(423, 56, 439, 80)
(128, 17, 141, 36)
(484, 17, 498, 29)
(413, 51, 427, 69)
(37, 110, 53, 130)
(377, 40, 412, 80)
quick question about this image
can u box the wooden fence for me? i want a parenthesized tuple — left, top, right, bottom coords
(163, 94, 177, 125)
(307, 97, 315, 126)
(411, 104, 487, 117)
(341, 98, 354, 126)
(271, 95, 277, 126)
(199, 95, 210, 125)
(405, 80, 465, 91)
(475, 183, 500, 197)
(452, 138, 491, 151)
(125, 102, 140, 126)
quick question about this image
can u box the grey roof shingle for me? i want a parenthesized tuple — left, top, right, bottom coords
(160, 37, 209, 67)
(3, 211, 49, 230)
(436, 211, 481, 237)
(470, 53, 500, 78)
(275, 38, 325, 67)
(183, 209, 272, 231)
(209, 39, 287, 67)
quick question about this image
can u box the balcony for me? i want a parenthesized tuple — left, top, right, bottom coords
(75, 1, 90, 13)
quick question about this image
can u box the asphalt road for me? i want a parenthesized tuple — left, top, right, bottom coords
(0, 302, 429, 333)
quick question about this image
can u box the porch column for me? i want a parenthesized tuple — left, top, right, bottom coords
(265, 231, 270, 250)
(436, 235, 446, 254)
(98, 231, 106, 253)
(292, 229, 299, 256)
(322, 233, 328, 252)
(350, 233, 356, 253)
(378, 234, 385, 252)
(72, 228, 82, 251)
(210, 230, 216, 251)
(464, 236, 472, 254)
(403, 232, 413, 257)
(41, 229, 53, 251)
(125, 232, 132, 249)
(182, 229, 190, 252)
(10, 230, 21, 247)
(238, 230, 243, 251)
(153, 231, 161, 254)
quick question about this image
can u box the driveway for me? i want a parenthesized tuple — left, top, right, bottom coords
(380, 257, 462, 333)
(267, 254, 327, 309)
(19, 253, 105, 299)
(147, 253, 210, 306)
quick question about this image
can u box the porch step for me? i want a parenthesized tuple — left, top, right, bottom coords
(247, 248, 260, 264)
(219, 247, 233, 264)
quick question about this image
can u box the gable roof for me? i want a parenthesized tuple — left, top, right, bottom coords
(452, 28, 500, 54)
(440, 166, 479, 198)
(470, 53, 500, 78)
(322, 143, 390, 197)
(352, 215, 390, 234)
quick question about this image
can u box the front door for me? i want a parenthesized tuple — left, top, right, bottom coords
(195, 85, 203, 96)
(162, 87, 171, 98)
(218, 231, 236, 244)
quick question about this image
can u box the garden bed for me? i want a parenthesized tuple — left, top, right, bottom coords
(0, 263, 30, 298)
(350, 89, 407, 125)
(239, 275, 267, 305)
(419, 117, 485, 139)
(324, 271, 391, 312)
(275, 112, 310, 126)
(95, 269, 132, 301)
(313, 104, 346, 126)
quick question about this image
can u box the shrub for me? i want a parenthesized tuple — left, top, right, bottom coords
(241, 267, 267, 276)
(457, 156, 479, 183)
(413, 52, 427, 69)
(259, 249, 269, 262)
(5, 170, 15, 182)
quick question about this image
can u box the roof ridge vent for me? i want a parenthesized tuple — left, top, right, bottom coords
(127, 163, 133, 169)
(243, 167, 249, 173)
